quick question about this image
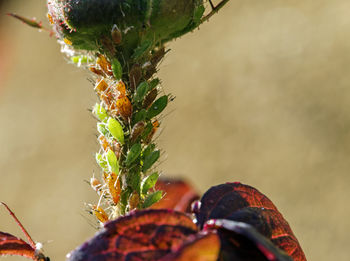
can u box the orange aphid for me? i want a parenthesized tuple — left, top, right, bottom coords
(98, 135, 121, 158)
(145, 120, 160, 143)
(89, 66, 105, 76)
(97, 54, 113, 76)
(116, 96, 132, 119)
(98, 135, 112, 152)
(128, 192, 140, 210)
(47, 14, 54, 25)
(106, 173, 121, 205)
(92, 205, 109, 223)
(116, 81, 126, 96)
(63, 38, 72, 45)
(95, 79, 108, 92)
(152, 120, 160, 128)
(90, 177, 102, 193)
(102, 172, 109, 183)
(111, 140, 122, 159)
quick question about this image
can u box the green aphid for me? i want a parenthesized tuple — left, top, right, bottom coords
(107, 117, 124, 144)
(141, 172, 159, 195)
(93, 103, 108, 122)
(142, 150, 160, 172)
(141, 122, 153, 140)
(148, 78, 160, 90)
(126, 170, 141, 193)
(95, 153, 108, 172)
(143, 144, 155, 159)
(71, 55, 93, 64)
(97, 122, 109, 136)
(120, 187, 132, 215)
(132, 109, 147, 125)
(132, 40, 152, 60)
(106, 149, 119, 174)
(143, 190, 163, 208)
(146, 95, 168, 119)
(193, 5, 205, 26)
(111, 58, 122, 79)
(125, 143, 142, 167)
(134, 81, 149, 103)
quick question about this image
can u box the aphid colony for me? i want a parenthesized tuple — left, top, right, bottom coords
(76, 49, 168, 223)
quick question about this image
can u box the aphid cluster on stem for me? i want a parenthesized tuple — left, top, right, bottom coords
(70, 43, 168, 222)
(45, 0, 230, 223)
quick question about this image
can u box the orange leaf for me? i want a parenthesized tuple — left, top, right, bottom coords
(152, 178, 199, 212)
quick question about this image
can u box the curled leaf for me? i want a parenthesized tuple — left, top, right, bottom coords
(66, 209, 198, 261)
(204, 219, 293, 261)
(195, 182, 306, 261)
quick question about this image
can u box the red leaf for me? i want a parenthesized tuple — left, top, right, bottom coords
(195, 182, 306, 261)
(161, 232, 220, 261)
(67, 209, 200, 261)
(204, 219, 292, 261)
(152, 178, 199, 212)
(0, 231, 36, 260)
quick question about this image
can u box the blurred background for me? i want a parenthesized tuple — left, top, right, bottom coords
(1, 0, 349, 260)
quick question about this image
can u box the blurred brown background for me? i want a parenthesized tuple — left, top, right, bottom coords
(1, 0, 349, 260)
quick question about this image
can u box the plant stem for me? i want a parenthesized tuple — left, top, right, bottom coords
(85, 43, 168, 222)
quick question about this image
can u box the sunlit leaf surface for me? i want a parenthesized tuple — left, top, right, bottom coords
(195, 182, 306, 261)
(67, 209, 207, 261)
